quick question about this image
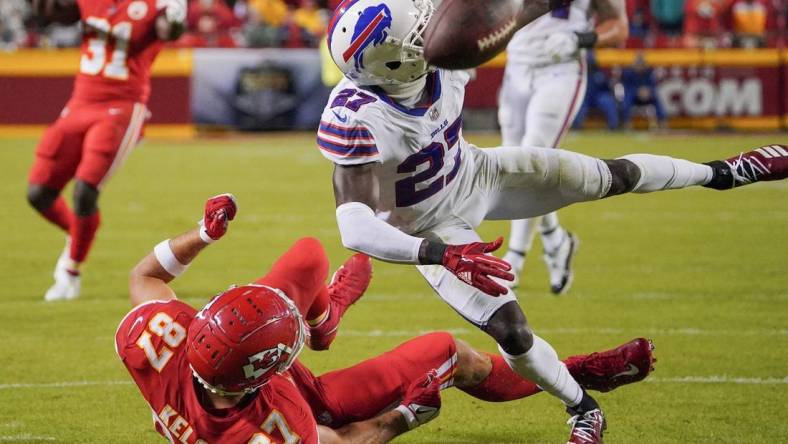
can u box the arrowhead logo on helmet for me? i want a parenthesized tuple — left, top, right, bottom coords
(242, 344, 292, 380)
(342, 4, 393, 71)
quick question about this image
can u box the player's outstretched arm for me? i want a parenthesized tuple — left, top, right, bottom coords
(333, 164, 513, 296)
(128, 194, 237, 307)
(155, 0, 186, 41)
(318, 370, 442, 444)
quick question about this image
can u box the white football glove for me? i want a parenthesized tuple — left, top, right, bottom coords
(542, 32, 579, 63)
(158, 0, 186, 24)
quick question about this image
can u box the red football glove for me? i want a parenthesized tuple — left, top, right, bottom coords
(442, 237, 514, 296)
(200, 193, 238, 243)
(395, 369, 442, 430)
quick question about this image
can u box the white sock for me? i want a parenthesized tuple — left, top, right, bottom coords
(620, 154, 714, 193)
(539, 212, 564, 253)
(508, 218, 539, 254)
(498, 335, 583, 407)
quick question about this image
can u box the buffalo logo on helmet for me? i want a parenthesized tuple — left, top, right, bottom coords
(242, 344, 291, 380)
(342, 4, 393, 71)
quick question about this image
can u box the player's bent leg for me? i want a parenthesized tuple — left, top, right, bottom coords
(505, 63, 586, 292)
(27, 184, 72, 232)
(485, 301, 602, 414)
(301, 332, 459, 428)
(255, 238, 371, 350)
(69, 180, 101, 266)
(255, 237, 331, 318)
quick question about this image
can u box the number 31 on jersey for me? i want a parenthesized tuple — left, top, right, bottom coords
(80, 17, 132, 80)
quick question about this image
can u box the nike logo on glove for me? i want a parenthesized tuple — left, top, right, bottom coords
(612, 363, 639, 378)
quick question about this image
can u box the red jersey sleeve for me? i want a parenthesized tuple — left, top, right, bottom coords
(115, 299, 196, 403)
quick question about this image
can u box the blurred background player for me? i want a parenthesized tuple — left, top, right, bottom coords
(117, 194, 655, 443)
(499, 0, 629, 293)
(26, 0, 186, 301)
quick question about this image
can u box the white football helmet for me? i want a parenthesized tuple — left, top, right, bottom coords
(327, 0, 434, 86)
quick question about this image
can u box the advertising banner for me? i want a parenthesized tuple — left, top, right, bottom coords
(191, 48, 329, 130)
(467, 49, 786, 129)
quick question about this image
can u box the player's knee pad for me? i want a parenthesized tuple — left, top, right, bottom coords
(72, 180, 100, 216)
(27, 184, 59, 212)
(605, 158, 642, 195)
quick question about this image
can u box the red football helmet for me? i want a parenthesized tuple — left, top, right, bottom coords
(186, 284, 306, 395)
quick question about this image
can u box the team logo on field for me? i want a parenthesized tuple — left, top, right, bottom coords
(128, 1, 148, 20)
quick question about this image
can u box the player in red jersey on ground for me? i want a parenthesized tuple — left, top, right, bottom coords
(116, 194, 655, 443)
(27, 0, 186, 301)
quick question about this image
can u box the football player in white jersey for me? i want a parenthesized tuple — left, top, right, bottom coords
(499, 0, 629, 294)
(318, 0, 787, 442)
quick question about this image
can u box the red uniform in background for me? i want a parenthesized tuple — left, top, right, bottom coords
(29, 0, 173, 301)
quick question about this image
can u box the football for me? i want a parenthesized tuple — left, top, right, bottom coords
(423, 0, 523, 69)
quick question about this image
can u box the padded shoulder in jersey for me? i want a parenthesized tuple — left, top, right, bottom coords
(115, 299, 196, 371)
(443, 69, 472, 87)
(317, 86, 381, 166)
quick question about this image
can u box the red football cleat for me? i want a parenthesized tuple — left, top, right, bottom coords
(308, 254, 372, 350)
(706, 145, 788, 189)
(566, 338, 655, 393)
(567, 409, 606, 444)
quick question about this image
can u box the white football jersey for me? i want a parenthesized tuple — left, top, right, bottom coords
(506, 0, 593, 66)
(318, 69, 480, 235)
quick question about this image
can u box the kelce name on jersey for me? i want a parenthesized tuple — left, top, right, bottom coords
(156, 404, 302, 443)
(157, 404, 203, 443)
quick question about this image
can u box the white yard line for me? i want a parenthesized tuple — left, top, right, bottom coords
(646, 376, 788, 385)
(2, 375, 786, 392)
(0, 435, 55, 441)
(0, 380, 131, 390)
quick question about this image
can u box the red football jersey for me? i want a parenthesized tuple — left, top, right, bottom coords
(116, 300, 319, 444)
(72, 0, 165, 103)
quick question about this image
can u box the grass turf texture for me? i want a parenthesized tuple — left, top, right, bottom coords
(0, 131, 786, 443)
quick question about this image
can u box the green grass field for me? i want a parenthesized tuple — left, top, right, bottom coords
(0, 131, 786, 443)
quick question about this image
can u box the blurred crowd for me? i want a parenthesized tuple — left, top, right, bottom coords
(1, 0, 346, 50)
(628, 0, 785, 49)
(1, 0, 784, 50)
(573, 52, 668, 131)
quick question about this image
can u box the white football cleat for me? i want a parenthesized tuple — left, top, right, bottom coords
(44, 237, 80, 301)
(543, 232, 579, 295)
(501, 250, 525, 289)
(44, 269, 81, 302)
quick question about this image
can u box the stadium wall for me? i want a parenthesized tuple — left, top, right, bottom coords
(0, 48, 785, 133)
(0, 49, 193, 138)
(469, 48, 787, 130)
